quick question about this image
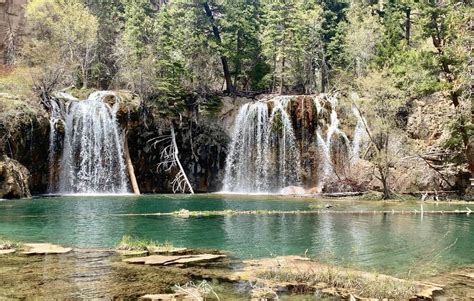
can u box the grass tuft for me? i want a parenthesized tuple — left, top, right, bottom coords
(0, 239, 23, 250)
(116, 235, 174, 252)
(258, 267, 418, 299)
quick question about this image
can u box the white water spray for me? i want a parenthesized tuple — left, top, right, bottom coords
(49, 91, 129, 194)
(223, 94, 368, 194)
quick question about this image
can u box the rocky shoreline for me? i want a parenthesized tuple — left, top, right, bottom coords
(0, 240, 473, 300)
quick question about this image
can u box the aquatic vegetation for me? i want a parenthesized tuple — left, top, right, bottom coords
(116, 235, 174, 252)
(258, 267, 418, 299)
(0, 239, 23, 250)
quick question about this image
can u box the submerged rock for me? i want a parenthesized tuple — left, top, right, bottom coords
(0, 156, 31, 199)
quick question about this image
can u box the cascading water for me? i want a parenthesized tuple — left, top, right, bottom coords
(223, 94, 367, 194)
(48, 99, 62, 192)
(222, 96, 301, 193)
(263, 96, 301, 191)
(351, 105, 368, 164)
(222, 102, 269, 192)
(312, 95, 332, 186)
(49, 91, 129, 194)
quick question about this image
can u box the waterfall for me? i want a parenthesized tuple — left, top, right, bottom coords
(222, 96, 301, 193)
(263, 96, 302, 191)
(312, 96, 332, 187)
(351, 105, 368, 164)
(223, 94, 368, 194)
(325, 95, 351, 152)
(47, 99, 62, 192)
(49, 91, 129, 194)
(222, 101, 269, 192)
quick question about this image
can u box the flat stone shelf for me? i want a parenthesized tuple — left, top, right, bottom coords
(124, 254, 226, 266)
(140, 292, 198, 301)
(20, 243, 72, 255)
(116, 250, 148, 256)
(0, 249, 16, 255)
(148, 247, 188, 255)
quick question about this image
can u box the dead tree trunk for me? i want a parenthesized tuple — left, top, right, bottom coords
(123, 130, 140, 194)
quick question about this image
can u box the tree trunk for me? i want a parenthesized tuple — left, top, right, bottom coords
(466, 140, 474, 177)
(405, 7, 411, 46)
(233, 30, 241, 89)
(460, 117, 474, 177)
(279, 56, 285, 94)
(380, 170, 391, 199)
(320, 54, 328, 93)
(123, 131, 140, 194)
(203, 2, 235, 94)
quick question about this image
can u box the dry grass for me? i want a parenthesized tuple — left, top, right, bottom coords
(115, 235, 174, 252)
(258, 267, 418, 299)
(0, 66, 34, 96)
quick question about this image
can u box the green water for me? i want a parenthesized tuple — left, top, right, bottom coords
(0, 194, 472, 277)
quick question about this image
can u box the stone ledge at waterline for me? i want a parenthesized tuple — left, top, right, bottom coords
(0, 242, 71, 255)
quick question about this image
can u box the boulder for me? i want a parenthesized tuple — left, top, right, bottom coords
(280, 186, 306, 195)
(0, 156, 31, 199)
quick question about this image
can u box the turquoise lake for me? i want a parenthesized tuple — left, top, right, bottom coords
(0, 194, 472, 277)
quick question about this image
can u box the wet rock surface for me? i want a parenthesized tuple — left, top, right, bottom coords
(0, 249, 193, 299)
(0, 248, 472, 299)
(0, 155, 30, 198)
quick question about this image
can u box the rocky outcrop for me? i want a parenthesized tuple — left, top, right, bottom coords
(0, 91, 50, 194)
(406, 93, 470, 144)
(0, 155, 30, 198)
(128, 118, 230, 193)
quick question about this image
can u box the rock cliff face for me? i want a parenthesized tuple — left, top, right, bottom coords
(0, 155, 31, 198)
(0, 0, 27, 65)
(1, 89, 471, 197)
(125, 96, 244, 193)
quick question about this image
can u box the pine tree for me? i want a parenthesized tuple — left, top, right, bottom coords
(220, 0, 265, 91)
(86, 0, 123, 89)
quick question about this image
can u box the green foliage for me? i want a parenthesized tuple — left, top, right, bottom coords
(24, 0, 99, 89)
(86, 0, 123, 89)
(344, 4, 382, 76)
(221, 0, 266, 90)
(261, 0, 323, 93)
(390, 48, 447, 98)
(445, 116, 474, 151)
(122, 0, 156, 61)
(200, 95, 223, 115)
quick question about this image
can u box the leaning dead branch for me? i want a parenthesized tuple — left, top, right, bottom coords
(149, 126, 194, 194)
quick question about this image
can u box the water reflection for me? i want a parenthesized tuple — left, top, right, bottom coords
(0, 195, 472, 276)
